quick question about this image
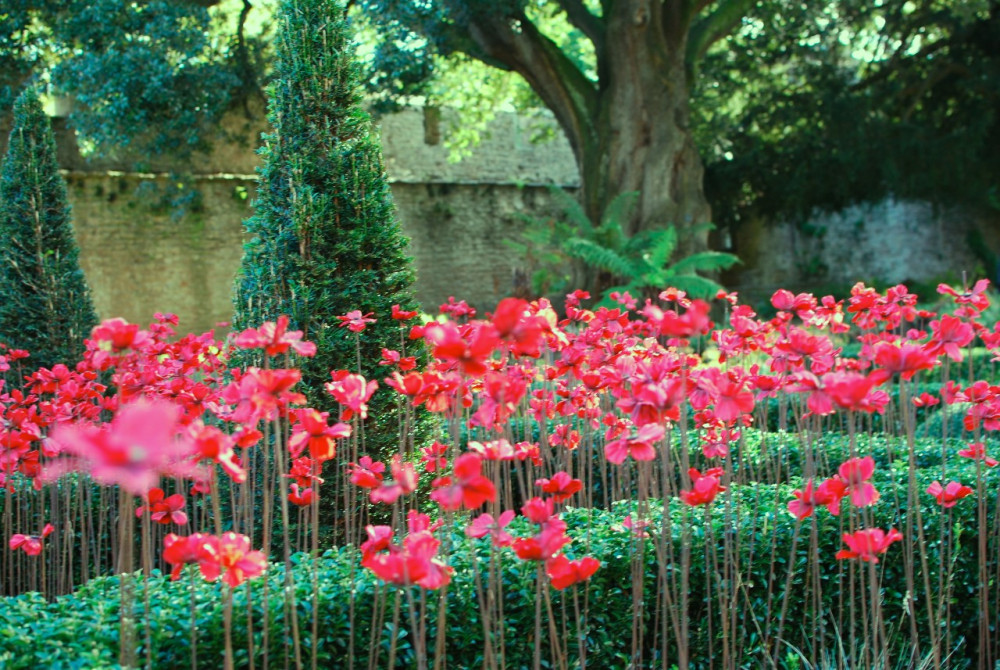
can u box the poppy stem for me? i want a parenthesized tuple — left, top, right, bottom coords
(224, 583, 234, 670)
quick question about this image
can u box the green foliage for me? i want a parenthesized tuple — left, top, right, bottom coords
(0, 0, 267, 161)
(231, 0, 434, 457)
(0, 87, 97, 369)
(48, 0, 244, 159)
(0, 2, 39, 113)
(507, 187, 739, 302)
(4, 0, 994, 237)
(701, 0, 1000, 228)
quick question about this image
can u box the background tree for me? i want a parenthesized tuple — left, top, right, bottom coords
(232, 0, 432, 460)
(0, 0, 266, 161)
(358, 0, 757, 256)
(0, 87, 98, 369)
(699, 0, 1000, 234)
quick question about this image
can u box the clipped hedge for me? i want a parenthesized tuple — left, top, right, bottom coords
(1, 477, 992, 669)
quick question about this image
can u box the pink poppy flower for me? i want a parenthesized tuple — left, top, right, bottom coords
(466, 510, 515, 547)
(837, 456, 879, 507)
(46, 400, 195, 495)
(234, 315, 316, 357)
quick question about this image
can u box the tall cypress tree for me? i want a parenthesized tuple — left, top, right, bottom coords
(0, 87, 97, 369)
(233, 0, 432, 455)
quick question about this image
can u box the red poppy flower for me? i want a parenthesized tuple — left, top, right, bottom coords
(874, 342, 937, 380)
(836, 528, 902, 563)
(513, 518, 571, 561)
(604, 423, 664, 465)
(521, 497, 555, 524)
(361, 521, 452, 590)
(288, 408, 351, 463)
(288, 483, 314, 507)
(189, 422, 245, 484)
(926, 315, 975, 362)
(9, 524, 54, 556)
(439, 297, 476, 319)
(958, 442, 999, 467)
(136, 488, 188, 525)
(912, 392, 940, 408)
(927, 481, 973, 508)
(535, 471, 583, 502)
(424, 321, 498, 377)
(938, 279, 990, 312)
(163, 533, 209, 580)
(349, 456, 385, 489)
(420, 441, 448, 473)
(325, 372, 378, 420)
(545, 554, 600, 590)
(379, 348, 417, 371)
(90, 317, 151, 353)
(370, 456, 418, 504)
(221, 368, 305, 424)
(430, 453, 496, 511)
(491, 297, 547, 357)
(196, 532, 268, 588)
(391, 304, 419, 321)
(680, 468, 725, 506)
(837, 456, 879, 507)
(788, 478, 845, 519)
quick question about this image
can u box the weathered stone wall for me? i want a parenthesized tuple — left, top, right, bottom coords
(730, 199, 990, 304)
(64, 172, 252, 334)
(64, 171, 567, 334)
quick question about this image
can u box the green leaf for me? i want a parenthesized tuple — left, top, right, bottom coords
(667, 273, 725, 298)
(564, 237, 635, 278)
(599, 191, 639, 231)
(668, 250, 740, 275)
(646, 227, 679, 268)
(547, 185, 593, 236)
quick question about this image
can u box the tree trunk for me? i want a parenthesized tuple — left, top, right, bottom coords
(582, 7, 711, 257)
(454, 0, 719, 257)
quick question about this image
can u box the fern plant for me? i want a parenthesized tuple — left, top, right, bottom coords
(507, 187, 739, 304)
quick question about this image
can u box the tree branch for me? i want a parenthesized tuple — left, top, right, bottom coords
(459, 10, 600, 167)
(849, 36, 951, 92)
(234, 0, 261, 114)
(685, 0, 755, 66)
(555, 0, 605, 54)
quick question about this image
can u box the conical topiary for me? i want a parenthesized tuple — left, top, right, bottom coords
(232, 0, 433, 458)
(0, 87, 97, 369)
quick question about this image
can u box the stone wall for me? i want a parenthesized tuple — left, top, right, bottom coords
(64, 172, 252, 334)
(729, 199, 991, 304)
(64, 171, 568, 334)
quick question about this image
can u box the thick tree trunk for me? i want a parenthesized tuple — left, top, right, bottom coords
(581, 7, 711, 257)
(455, 0, 716, 257)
